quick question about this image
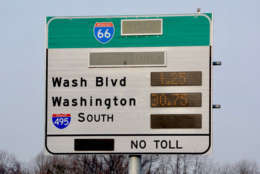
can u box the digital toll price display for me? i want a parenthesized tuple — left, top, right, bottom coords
(151, 114, 202, 129)
(150, 72, 203, 129)
(151, 72, 202, 86)
(151, 93, 201, 107)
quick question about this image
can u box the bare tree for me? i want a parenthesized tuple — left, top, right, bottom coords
(235, 160, 258, 174)
(29, 151, 260, 174)
(182, 155, 188, 174)
(67, 154, 129, 174)
(192, 155, 210, 174)
(141, 155, 160, 174)
(0, 150, 22, 174)
(154, 155, 172, 174)
(101, 154, 128, 174)
(34, 152, 73, 174)
(34, 151, 50, 174)
(215, 163, 235, 174)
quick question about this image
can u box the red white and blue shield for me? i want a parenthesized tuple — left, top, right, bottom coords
(94, 22, 114, 44)
(52, 114, 71, 129)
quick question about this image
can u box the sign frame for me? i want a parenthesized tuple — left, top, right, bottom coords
(45, 13, 213, 155)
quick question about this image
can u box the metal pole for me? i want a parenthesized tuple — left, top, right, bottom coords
(128, 155, 141, 174)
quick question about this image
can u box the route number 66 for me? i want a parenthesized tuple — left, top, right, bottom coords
(97, 29, 111, 39)
(94, 23, 114, 44)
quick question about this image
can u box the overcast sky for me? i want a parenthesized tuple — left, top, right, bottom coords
(0, 0, 259, 164)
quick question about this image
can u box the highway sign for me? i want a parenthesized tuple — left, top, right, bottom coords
(45, 13, 213, 154)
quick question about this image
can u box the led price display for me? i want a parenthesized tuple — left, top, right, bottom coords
(151, 114, 202, 129)
(151, 93, 201, 107)
(151, 72, 202, 86)
(89, 52, 165, 67)
(121, 19, 162, 36)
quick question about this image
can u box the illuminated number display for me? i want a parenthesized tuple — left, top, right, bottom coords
(121, 19, 162, 36)
(151, 93, 201, 107)
(151, 114, 202, 129)
(151, 72, 202, 86)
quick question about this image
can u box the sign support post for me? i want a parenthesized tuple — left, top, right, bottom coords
(128, 155, 141, 174)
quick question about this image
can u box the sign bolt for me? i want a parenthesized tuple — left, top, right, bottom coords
(213, 61, 222, 66)
(213, 104, 221, 109)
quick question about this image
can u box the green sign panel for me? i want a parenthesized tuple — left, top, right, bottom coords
(47, 14, 212, 48)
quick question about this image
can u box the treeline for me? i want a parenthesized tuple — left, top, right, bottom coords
(0, 150, 259, 174)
